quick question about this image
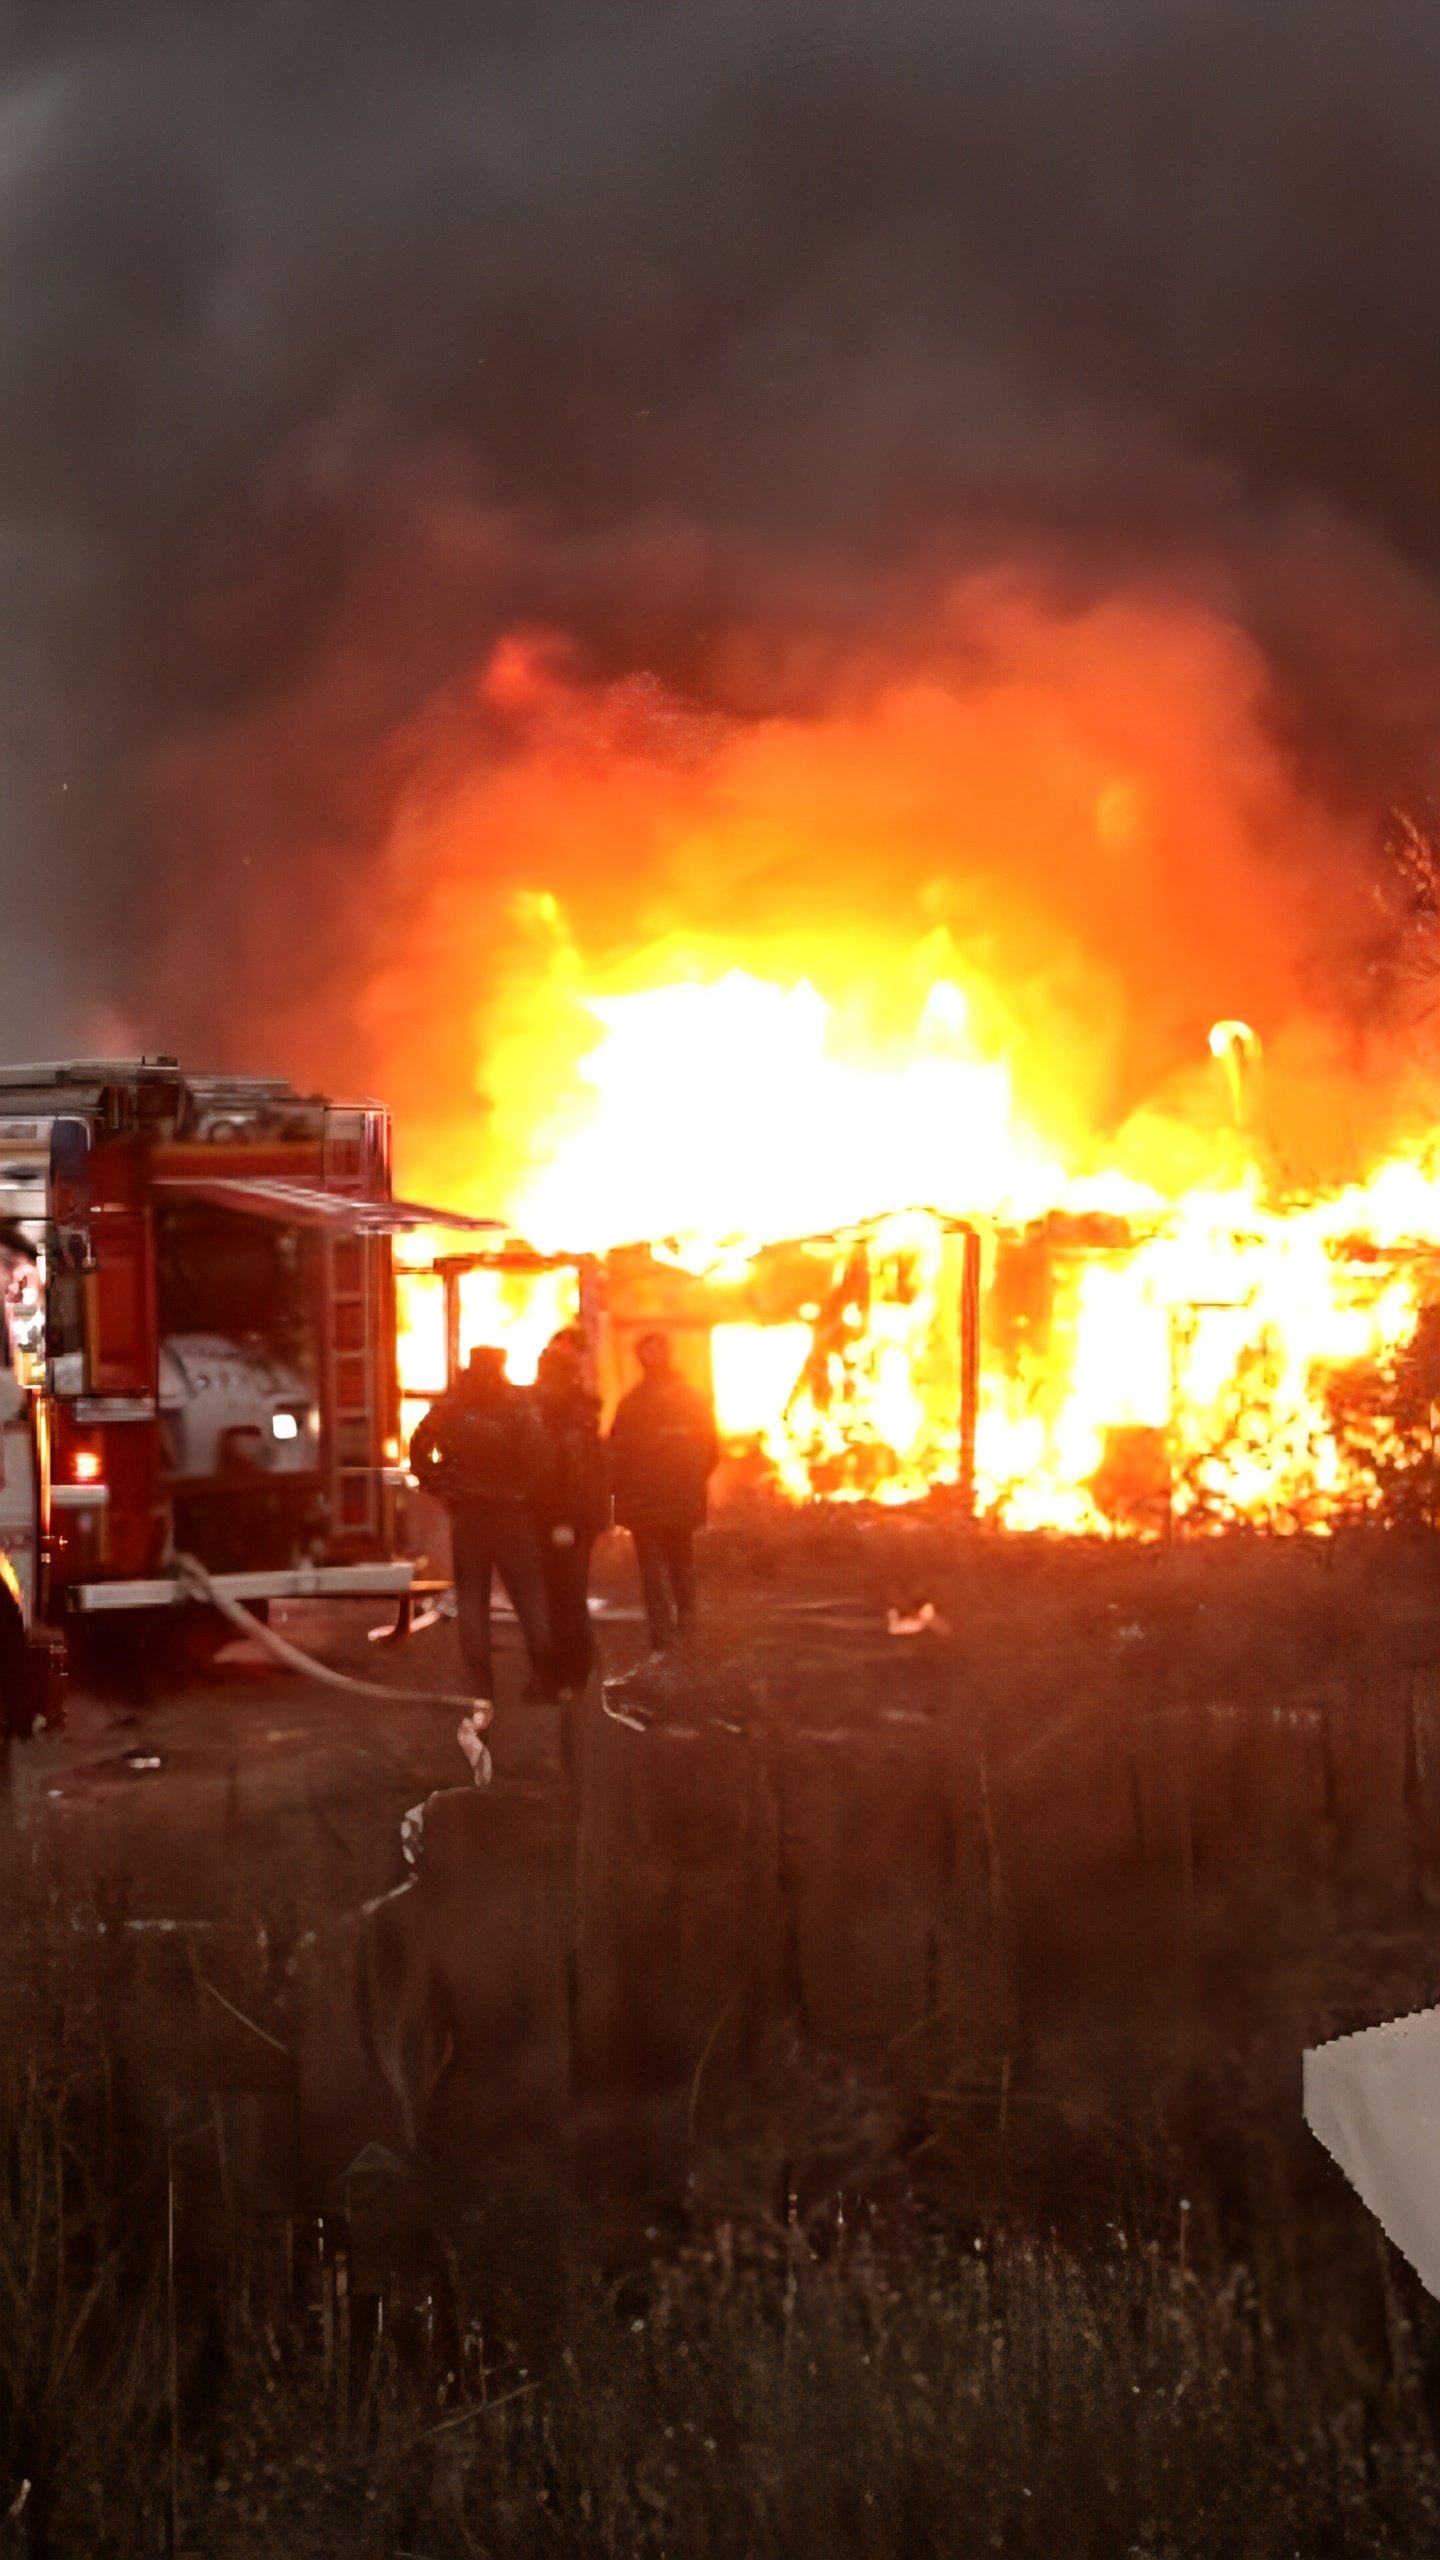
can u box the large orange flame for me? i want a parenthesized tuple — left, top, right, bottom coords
(377, 589, 1440, 1530)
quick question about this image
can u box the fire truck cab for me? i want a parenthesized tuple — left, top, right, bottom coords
(0, 1056, 478, 1730)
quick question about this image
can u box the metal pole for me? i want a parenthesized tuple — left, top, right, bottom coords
(958, 1224, 981, 1517)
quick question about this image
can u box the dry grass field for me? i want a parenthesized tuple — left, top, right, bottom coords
(5, 1514, 1440, 2555)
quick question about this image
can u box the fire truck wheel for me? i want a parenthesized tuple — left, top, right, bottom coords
(66, 1617, 147, 1700)
(0, 1593, 41, 1738)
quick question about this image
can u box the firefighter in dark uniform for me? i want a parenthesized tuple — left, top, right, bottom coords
(533, 1326, 609, 1695)
(409, 1344, 556, 1704)
(607, 1331, 720, 1656)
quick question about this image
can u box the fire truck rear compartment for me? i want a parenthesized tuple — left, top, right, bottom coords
(155, 1202, 324, 1574)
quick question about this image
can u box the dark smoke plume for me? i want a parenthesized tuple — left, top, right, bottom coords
(4, 0, 1440, 1073)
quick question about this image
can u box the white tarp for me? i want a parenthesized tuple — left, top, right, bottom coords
(1304, 2008, 1440, 2298)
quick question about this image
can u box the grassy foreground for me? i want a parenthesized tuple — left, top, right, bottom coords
(1, 1987, 1438, 2560)
(8, 1520, 1440, 2555)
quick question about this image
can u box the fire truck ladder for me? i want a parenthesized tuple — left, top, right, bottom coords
(323, 1112, 386, 1545)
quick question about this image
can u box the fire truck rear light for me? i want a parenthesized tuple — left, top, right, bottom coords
(70, 1450, 102, 1484)
(270, 1411, 301, 1442)
(383, 1434, 401, 1463)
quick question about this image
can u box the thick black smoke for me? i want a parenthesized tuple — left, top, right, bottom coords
(5, 0, 1440, 1065)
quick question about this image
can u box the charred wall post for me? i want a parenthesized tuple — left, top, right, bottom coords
(958, 1222, 982, 1517)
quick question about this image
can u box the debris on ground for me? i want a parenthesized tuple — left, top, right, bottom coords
(886, 1601, 951, 1636)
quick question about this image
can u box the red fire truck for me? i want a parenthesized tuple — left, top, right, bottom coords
(0, 1056, 490, 1729)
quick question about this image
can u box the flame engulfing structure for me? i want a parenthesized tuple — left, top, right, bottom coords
(374, 598, 1440, 1535)
(400, 976, 1440, 1535)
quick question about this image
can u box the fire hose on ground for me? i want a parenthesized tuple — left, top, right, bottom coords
(171, 1554, 493, 1784)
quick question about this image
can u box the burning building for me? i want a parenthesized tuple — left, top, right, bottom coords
(395, 980, 1440, 1540)
(347, 608, 1440, 1541)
